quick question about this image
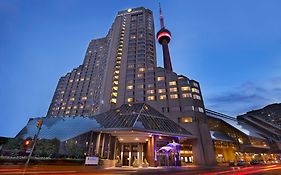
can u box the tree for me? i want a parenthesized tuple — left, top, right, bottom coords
(33, 138, 60, 158)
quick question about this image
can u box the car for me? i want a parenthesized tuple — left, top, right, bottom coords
(237, 160, 250, 166)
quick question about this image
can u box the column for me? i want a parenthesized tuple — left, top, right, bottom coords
(95, 132, 101, 155)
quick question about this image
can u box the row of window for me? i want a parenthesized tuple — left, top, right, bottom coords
(110, 16, 127, 104)
(126, 93, 201, 102)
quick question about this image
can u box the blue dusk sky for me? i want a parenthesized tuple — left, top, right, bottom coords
(0, 0, 281, 137)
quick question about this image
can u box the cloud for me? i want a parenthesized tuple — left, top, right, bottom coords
(206, 80, 280, 116)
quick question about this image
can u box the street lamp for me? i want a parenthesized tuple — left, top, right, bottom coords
(25, 119, 43, 166)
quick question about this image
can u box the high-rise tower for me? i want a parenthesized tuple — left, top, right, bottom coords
(156, 3, 173, 71)
(46, 7, 215, 166)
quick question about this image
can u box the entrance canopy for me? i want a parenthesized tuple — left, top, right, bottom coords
(17, 103, 193, 141)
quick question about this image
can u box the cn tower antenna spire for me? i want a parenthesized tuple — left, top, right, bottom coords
(157, 3, 173, 71)
(159, 2, 165, 28)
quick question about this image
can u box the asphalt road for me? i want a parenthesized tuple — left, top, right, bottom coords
(0, 164, 280, 175)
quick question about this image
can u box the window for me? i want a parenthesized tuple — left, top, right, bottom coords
(69, 79, 73, 83)
(81, 97, 87, 100)
(162, 107, 169, 113)
(147, 84, 154, 88)
(70, 97, 75, 101)
(111, 92, 118, 97)
(169, 87, 178, 92)
(158, 89, 166, 93)
(113, 81, 119, 85)
(110, 98, 117, 104)
(128, 64, 134, 69)
(180, 117, 193, 123)
(192, 88, 200, 93)
(193, 94, 201, 100)
(171, 107, 181, 112)
(157, 77, 165, 81)
(193, 82, 199, 88)
(169, 81, 177, 86)
(137, 74, 144, 78)
(159, 95, 167, 100)
(181, 86, 190, 91)
(127, 98, 134, 102)
(182, 93, 192, 98)
(147, 96, 155, 101)
(147, 90, 155, 94)
(138, 68, 145, 72)
(137, 84, 144, 89)
(198, 107, 204, 113)
(112, 86, 118, 91)
(170, 94, 178, 99)
(127, 85, 134, 90)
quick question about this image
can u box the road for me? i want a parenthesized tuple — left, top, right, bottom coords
(0, 164, 280, 175)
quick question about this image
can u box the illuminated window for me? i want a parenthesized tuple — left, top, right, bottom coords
(80, 105, 84, 109)
(67, 106, 71, 109)
(158, 89, 166, 93)
(157, 77, 165, 81)
(147, 90, 155, 94)
(159, 95, 167, 100)
(192, 88, 200, 93)
(73, 106, 77, 109)
(169, 88, 178, 92)
(65, 111, 70, 114)
(112, 92, 118, 97)
(69, 79, 73, 83)
(137, 74, 144, 78)
(147, 96, 155, 101)
(182, 93, 192, 98)
(170, 94, 178, 99)
(114, 75, 119, 79)
(113, 81, 119, 85)
(61, 106, 65, 110)
(139, 68, 145, 72)
(238, 138, 243, 144)
(193, 94, 201, 100)
(112, 86, 118, 91)
(114, 70, 120, 74)
(61, 91, 65, 94)
(181, 86, 190, 91)
(76, 79, 79, 82)
(180, 117, 193, 123)
(81, 96, 87, 100)
(169, 81, 177, 86)
(127, 85, 133, 90)
(70, 97, 75, 101)
(80, 78, 84, 81)
(127, 98, 134, 102)
(198, 107, 204, 113)
(110, 98, 117, 104)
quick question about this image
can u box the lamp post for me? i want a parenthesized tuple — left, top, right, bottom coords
(25, 119, 43, 167)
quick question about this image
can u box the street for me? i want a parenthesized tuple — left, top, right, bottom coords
(0, 164, 281, 175)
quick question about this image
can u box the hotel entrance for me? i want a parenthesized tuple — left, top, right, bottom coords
(120, 143, 145, 166)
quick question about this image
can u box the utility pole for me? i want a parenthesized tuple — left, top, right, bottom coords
(25, 119, 43, 167)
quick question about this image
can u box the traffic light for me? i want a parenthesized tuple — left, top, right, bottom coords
(23, 139, 32, 149)
(37, 119, 43, 128)
(24, 140, 30, 146)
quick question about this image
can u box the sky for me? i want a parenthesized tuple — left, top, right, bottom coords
(0, 0, 281, 137)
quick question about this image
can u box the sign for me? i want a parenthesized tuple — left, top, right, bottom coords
(85, 156, 99, 165)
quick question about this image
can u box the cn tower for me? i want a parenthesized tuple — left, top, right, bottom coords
(157, 3, 173, 71)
